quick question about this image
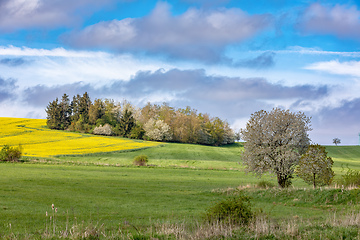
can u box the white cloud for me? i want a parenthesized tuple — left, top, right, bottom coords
(298, 3, 360, 39)
(274, 46, 360, 57)
(0, 46, 174, 87)
(66, 2, 273, 61)
(0, 0, 116, 32)
(305, 60, 360, 77)
(0, 45, 107, 58)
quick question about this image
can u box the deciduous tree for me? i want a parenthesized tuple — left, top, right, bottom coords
(241, 108, 311, 188)
(144, 118, 172, 141)
(296, 144, 334, 188)
(333, 138, 341, 146)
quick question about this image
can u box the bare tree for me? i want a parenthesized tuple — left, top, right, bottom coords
(241, 108, 311, 188)
(296, 144, 334, 188)
(333, 138, 341, 146)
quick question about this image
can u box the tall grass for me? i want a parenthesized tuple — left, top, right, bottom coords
(2, 206, 359, 239)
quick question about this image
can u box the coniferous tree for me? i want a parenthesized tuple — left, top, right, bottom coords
(59, 93, 72, 129)
(117, 109, 136, 137)
(71, 94, 81, 123)
(79, 92, 91, 124)
(46, 98, 62, 129)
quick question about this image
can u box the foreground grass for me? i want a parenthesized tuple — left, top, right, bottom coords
(1, 162, 359, 240)
(1, 120, 360, 239)
(0, 163, 256, 236)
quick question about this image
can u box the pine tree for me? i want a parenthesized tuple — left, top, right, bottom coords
(118, 109, 136, 137)
(46, 98, 62, 129)
(59, 93, 72, 129)
(71, 94, 81, 123)
(79, 92, 91, 124)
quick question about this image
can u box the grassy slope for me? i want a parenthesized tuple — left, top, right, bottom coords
(1, 142, 360, 236)
(326, 145, 360, 172)
(55, 142, 244, 170)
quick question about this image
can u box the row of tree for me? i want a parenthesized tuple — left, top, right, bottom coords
(45, 92, 236, 146)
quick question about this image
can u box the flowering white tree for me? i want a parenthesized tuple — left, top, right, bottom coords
(143, 118, 172, 141)
(241, 108, 311, 188)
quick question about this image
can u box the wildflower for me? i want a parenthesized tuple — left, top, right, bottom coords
(52, 204, 55, 210)
(55, 208, 57, 213)
(46, 211, 48, 217)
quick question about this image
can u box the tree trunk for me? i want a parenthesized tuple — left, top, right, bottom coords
(313, 173, 316, 189)
(277, 174, 291, 188)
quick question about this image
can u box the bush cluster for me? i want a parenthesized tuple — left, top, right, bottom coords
(92, 124, 113, 136)
(205, 192, 253, 225)
(0, 145, 22, 162)
(337, 169, 360, 188)
(133, 155, 149, 166)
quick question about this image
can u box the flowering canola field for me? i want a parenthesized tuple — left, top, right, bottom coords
(0, 117, 161, 157)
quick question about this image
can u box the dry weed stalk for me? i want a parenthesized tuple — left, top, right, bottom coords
(327, 211, 360, 227)
(249, 214, 300, 239)
(156, 222, 187, 239)
(156, 221, 239, 240)
(249, 214, 274, 236)
(191, 221, 237, 240)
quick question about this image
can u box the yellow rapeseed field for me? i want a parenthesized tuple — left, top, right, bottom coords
(0, 117, 161, 157)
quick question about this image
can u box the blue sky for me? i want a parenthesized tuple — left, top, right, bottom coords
(1, 0, 360, 145)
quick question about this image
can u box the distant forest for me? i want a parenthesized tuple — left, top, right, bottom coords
(45, 92, 237, 146)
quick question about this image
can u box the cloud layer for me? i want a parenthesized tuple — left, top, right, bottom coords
(0, 77, 18, 102)
(298, 3, 360, 39)
(66, 2, 273, 61)
(0, 0, 116, 32)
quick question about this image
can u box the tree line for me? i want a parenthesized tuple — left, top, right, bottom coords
(45, 92, 236, 146)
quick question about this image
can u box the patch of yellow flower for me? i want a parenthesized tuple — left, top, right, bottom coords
(0, 117, 161, 157)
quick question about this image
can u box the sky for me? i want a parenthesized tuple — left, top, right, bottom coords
(0, 0, 360, 145)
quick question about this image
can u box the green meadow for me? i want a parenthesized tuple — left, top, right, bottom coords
(1, 143, 360, 239)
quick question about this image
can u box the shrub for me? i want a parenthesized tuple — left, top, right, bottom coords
(93, 124, 113, 136)
(129, 124, 145, 139)
(337, 169, 360, 188)
(133, 155, 149, 166)
(0, 144, 22, 162)
(205, 192, 253, 225)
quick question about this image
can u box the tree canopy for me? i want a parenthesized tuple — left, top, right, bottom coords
(45, 92, 235, 146)
(296, 144, 334, 188)
(333, 138, 341, 146)
(241, 108, 311, 188)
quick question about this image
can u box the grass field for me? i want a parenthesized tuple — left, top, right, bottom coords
(326, 145, 360, 172)
(1, 118, 360, 239)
